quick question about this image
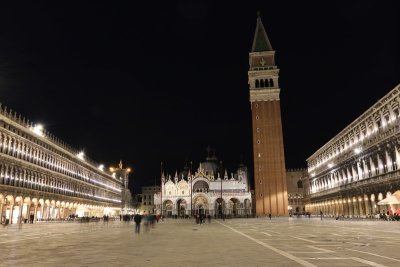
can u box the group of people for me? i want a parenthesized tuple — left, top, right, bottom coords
(133, 214, 162, 233)
(380, 210, 400, 221)
(195, 214, 211, 224)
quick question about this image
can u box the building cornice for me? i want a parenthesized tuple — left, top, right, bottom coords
(250, 89, 280, 102)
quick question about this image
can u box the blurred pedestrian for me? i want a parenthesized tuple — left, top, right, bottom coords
(134, 214, 142, 234)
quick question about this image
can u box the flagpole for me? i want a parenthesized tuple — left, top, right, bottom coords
(190, 161, 193, 217)
(220, 160, 223, 219)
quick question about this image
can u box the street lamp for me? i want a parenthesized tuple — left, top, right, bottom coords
(219, 161, 224, 219)
(190, 161, 193, 217)
(160, 162, 163, 217)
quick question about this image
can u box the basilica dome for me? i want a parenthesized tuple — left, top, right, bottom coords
(201, 160, 219, 175)
(200, 149, 221, 175)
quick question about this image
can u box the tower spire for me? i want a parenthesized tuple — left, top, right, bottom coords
(251, 13, 273, 52)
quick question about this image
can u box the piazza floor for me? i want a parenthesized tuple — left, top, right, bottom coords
(0, 217, 399, 267)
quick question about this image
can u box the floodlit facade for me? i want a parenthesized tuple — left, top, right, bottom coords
(286, 169, 307, 215)
(154, 151, 252, 217)
(141, 185, 160, 215)
(0, 104, 129, 224)
(248, 14, 288, 216)
(305, 84, 400, 217)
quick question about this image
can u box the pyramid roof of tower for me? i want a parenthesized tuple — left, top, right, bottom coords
(251, 14, 273, 52)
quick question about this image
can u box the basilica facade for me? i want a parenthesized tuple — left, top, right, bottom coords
(154, 152, 252, 217)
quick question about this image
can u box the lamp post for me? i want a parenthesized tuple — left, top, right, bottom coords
(160, 162, 163, 217)
(220, 161, 223, 219)
(190, 161, 193, 217)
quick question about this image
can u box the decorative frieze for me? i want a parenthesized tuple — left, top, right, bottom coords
(250, 89, 280, 102)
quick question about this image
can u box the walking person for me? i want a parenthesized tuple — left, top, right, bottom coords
(320, 211, 323, 220)
(134, 213, 142, 234)
(268, 213, 271, 220)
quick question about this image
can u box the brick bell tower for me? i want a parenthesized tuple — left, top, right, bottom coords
(248, 13, 288, 216)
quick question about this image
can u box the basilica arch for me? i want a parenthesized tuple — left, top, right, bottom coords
(176, 198, 187, 217)
(193, 194, 209, 215)
(163, 200, 174, 217)
(226, 198, 240, 216)
(215, 197, 225, 217)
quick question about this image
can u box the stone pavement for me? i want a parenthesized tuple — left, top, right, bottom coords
(1, 217, 400, 267)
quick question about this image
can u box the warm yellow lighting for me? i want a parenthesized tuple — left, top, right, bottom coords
(31, 124, 44, 137)
(77, 151, 85, 160)
(127, 168, 131, 173)
(109, 167, 115, 172)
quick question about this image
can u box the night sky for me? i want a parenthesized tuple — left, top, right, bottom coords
(0, 1, 399, 193)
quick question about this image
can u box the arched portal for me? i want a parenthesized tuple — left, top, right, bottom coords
(176, 199, 187, 218)
(163, 200, 173, 217)
(37, 199, 44, 220)
(21, 197, 31, 223)
(215, 198, 225, 217)
(4, 195, 14, 224)
(244, 198, 251, 216)
(0, 194, 4, 224)
(12, 196, 23, 224)
(228, 198, 240, 216)
(193, 195, 209, 216)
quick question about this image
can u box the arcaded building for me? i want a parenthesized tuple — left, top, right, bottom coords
(0, 104, 130, 224)
(248, 14, 288, 216)
(306, 84, 400, 217)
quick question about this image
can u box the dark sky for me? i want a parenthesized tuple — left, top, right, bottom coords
(0, 1, 399, 193)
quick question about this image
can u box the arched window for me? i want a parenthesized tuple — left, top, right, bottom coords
(260, 79, 264, 87)
(269, 78, 274, 87)
(264, 79, 269, 87)
(297, 180, 303, 188)
(255, 79, 260, 88)
(193, 180, 209, 192)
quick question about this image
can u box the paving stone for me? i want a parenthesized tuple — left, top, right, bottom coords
(0, 217, 399, 267)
